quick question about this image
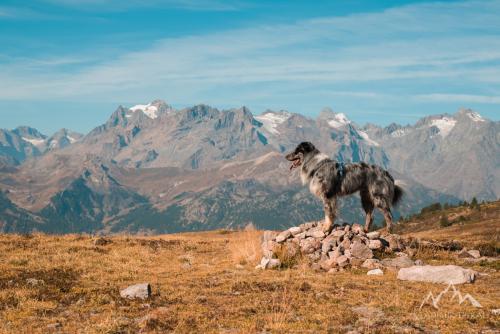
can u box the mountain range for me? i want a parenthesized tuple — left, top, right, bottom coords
(0, 100, 498, 234)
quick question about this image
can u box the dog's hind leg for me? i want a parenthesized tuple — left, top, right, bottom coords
(321, 196, 336, 234)
(375, 198, 393, 233)
(361, 190, 374, 232)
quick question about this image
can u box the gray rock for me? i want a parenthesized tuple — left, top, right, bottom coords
(26, 278, 44, 287)
(329, 247, 342, 260)
(367, 268, 384, 276)
(262, 230, 277, 243)
(361, 259, 381, 270)
(300, 237, 321, 254)
(295, 232, 307, 240)
(266, 258, 281, 269)
(344, 224, 351, 232)
(350, 240, 373, 260)
(341, 237, 351, 250)
(366, 231, 380, 240)
(382, 234, 404, 251)
(321, 237, 337, 254)
(368, 239, 383, 250)
(351, 223, 363, 234)
(414, 259, 424, 266)
(120, 283, 151, 300)
(381, 256, 414, 269)
(275, 230, 292, 243)
(306, 228, 325, 239)
(261, 240, 277, 259)
(467, 250, 481, 259)
(288, 226, 302, 235)
(331, 230, 345, 238)
(344, 249, 352, 259)
(300, 222, 316, 230)
(336, 255, 349, 267)
(94, 237, 112, 246)
(397, 265, 476, 284)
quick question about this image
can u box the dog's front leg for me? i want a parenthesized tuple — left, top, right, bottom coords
(322, 197, 336, 234)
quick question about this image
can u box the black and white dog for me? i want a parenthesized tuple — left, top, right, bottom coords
(285, 142, 403, 233)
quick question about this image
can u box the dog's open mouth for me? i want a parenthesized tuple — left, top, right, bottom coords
(289, 158, 301, 170)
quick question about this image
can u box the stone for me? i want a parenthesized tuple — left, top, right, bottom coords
(350, 240, 373, 260)
(306, 228, 325, 239)
(368, 239, 383, 250)
(258, 257, 281, 269)
(397, 265, 476, 284)
(458, 249, 481, 259)
(308, 251, 321, 262)
(26, 278, 44, 287)
(275, 230, 292, 243)
(300, 222, 316, 230)
(262, 230, 277, 243)
(366, 231, 380, 240)
(414, 259, 424, 266)
(341, 238, 351, 250)
(361, 259, 381, 270)
(300, 237, 321, 254)
(367, 268, 384, 276)
(350, 258, 364, 267)
(266, 258, 281, 269)
(295, 232, 307, 240)
(320, 258, 337, 271)
(344, 224, 351, 232)
(120, 283, 151, 300)
(94, 237, 112, 246)
(331, 230, 345, 238)
(492, 309, 500, 316)
(344, 249, 352, 259)
(382, 234, 404, 251)
(381, 256, 414, 269)
(288, 226, 302, 235)
(351, 223, 363, 234)
(283, 241, 300, 258)
(321, 237, 337, 254)
(336, 255, 349, 267)
(329, 247, 342, 260)
(261, 240, 277, 259)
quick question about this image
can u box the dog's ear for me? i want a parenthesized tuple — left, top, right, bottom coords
(297, 142, 316, 153)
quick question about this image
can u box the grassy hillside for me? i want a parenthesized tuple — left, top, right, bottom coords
(0, 205, 498, 333)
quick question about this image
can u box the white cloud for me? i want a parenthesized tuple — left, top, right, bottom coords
(0, 0, 499, 104)
(416, 94, 500, 104)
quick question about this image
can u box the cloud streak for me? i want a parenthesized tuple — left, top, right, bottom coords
(1, 0, 500, 114)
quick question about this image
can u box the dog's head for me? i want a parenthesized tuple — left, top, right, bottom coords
(285, 142, 317, 170)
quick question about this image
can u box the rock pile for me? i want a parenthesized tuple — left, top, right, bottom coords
(258, 221, 408, 272)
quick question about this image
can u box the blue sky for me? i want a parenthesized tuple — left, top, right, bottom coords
(1, 0, 499, 134)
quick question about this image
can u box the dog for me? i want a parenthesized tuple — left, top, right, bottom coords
(285, 142, 403, 233)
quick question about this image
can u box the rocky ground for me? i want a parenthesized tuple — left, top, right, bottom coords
(0, 201, 498, 333)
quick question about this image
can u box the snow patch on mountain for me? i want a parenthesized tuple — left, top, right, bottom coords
(129, 103, 159, 119)
(391, 128, 409, 138)
(430, 117, 457, 138)
(327, 113, 350, 128)
(466, 111, 485, 122)
(22, 137, 45, 146)
(255, 112, 290, 135)
(357, 130, 380, 146)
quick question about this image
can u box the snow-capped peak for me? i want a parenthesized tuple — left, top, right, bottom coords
(327, 113, 350, 129)
(430, 117, 457, 138)
(357, 130, 380, 146)
(128, 103, 159, 119)
(255, 111, 291, 135)
(465, 111, 485, 122)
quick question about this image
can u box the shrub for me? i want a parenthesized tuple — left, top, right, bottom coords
(439, 215, 452, 228)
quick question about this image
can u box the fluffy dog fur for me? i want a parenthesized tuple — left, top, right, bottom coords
(285, 142, 403, 233)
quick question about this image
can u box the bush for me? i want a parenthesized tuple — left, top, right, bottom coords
(420, 202, 442, 215)
(439, 215, 452, 228)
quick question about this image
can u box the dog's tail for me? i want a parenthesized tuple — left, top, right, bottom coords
(392, 185, 404, 206)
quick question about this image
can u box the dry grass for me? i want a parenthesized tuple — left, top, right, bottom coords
(0, 213, 499, 333)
